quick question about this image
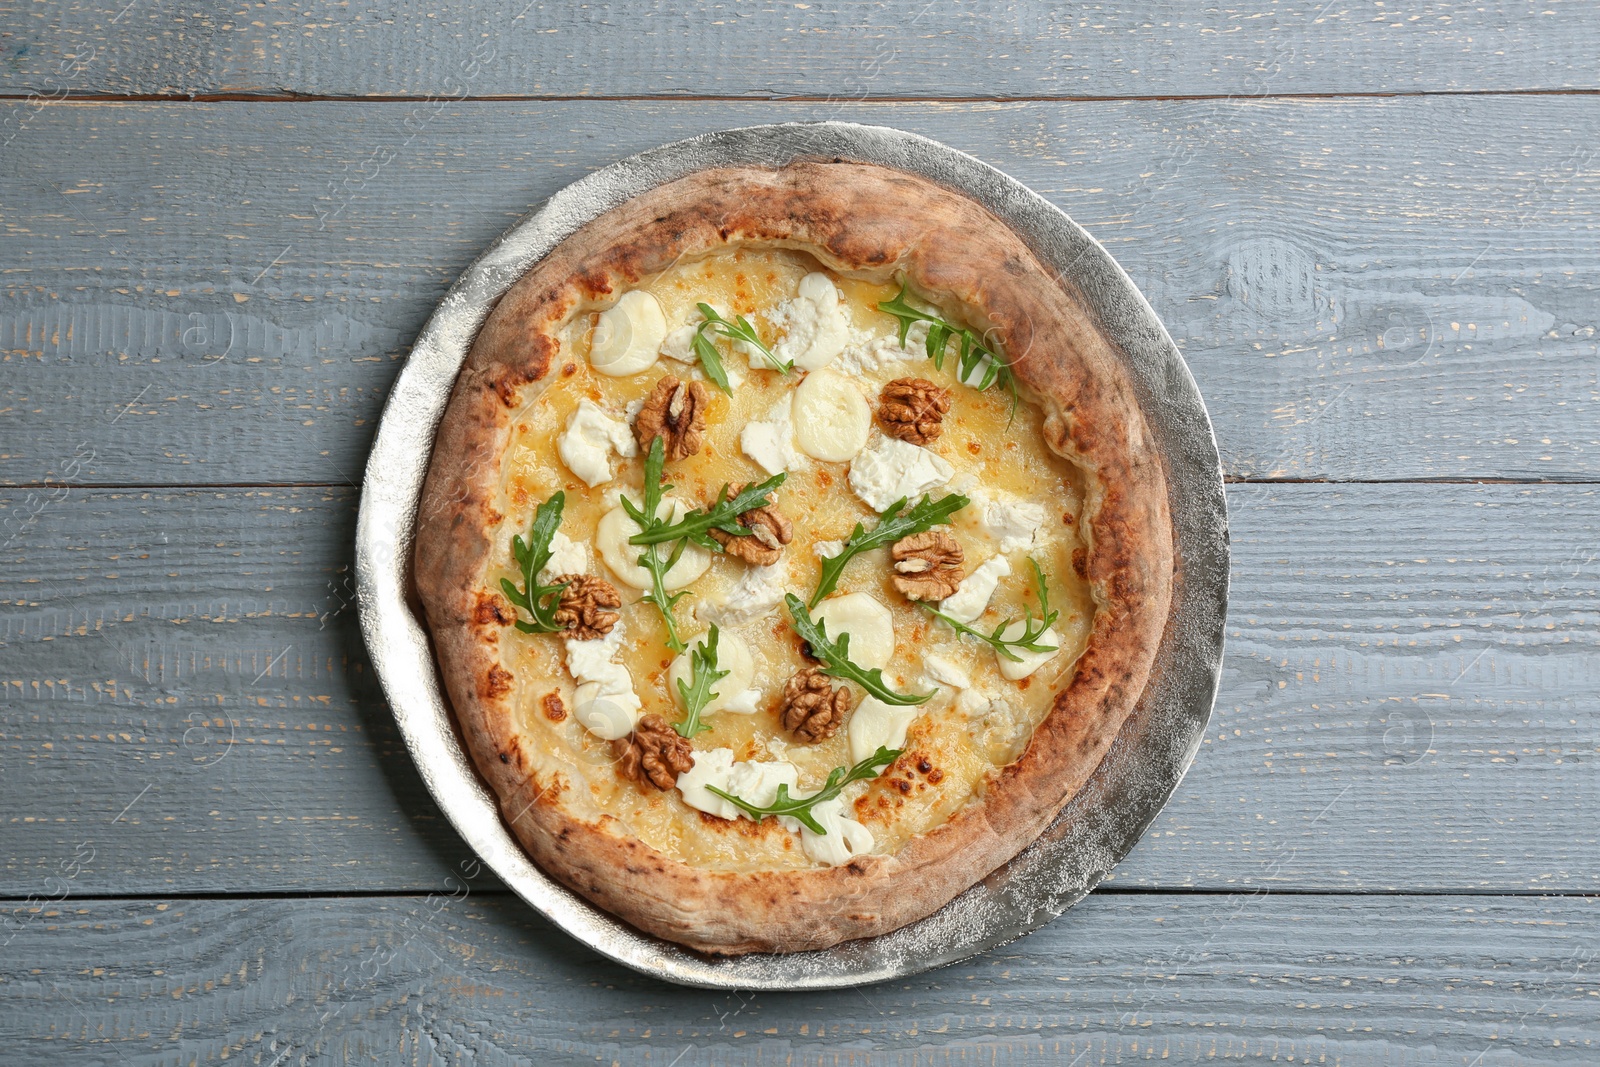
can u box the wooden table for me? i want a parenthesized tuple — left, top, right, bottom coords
(2, 3, 1596, 1063)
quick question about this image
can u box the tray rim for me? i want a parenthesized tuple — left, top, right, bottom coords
(355, 119, 1229, 991)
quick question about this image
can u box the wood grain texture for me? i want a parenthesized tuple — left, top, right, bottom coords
(3, 97, 1598, 488)
(3, 483, 1596, 895)
(2, 891, 1595, 1065)
(2, 0, 1597, 100)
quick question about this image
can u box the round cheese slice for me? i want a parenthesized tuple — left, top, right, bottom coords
(589, 290, 667, 376)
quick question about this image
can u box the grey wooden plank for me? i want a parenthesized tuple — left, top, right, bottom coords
(2, 0, 1597, 100)
(3, 97, 1598, 487)
(1, 892, 1595, 1065)
(1, 482, 1595, 896)
(0, 486, 489, 894)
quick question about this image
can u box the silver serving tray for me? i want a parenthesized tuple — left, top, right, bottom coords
(356, 121, 1228, 990)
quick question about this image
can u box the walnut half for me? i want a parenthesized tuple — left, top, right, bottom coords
(778, 666, 853, 743)
(878, 377, 952, 445)
(612, 714, 695, 790)
(709, 487, 793, 566)
(634, 374, 708, 461)
(552, 573, 622, 639)
(890, 530, 965, 602)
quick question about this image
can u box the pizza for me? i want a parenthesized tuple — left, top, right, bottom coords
(414, 161, 1173, 955)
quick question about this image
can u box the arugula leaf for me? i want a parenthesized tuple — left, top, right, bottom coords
(629, 472, 787, 550)
(497, 491, 572, 634)
(926, 558, 1060, 662)
(690, 328, 733, 395)
(707, 746, 901, 835)
(619, 437, 689, 652)
(784, 594, 933, 707)
(691, 303, 790, 395)
(809, 493, 969, 608)
(878, 282, 1019, 421)
(673, 625, 729, 738)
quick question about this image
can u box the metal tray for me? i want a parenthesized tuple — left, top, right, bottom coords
(356, 121, 1229, 990)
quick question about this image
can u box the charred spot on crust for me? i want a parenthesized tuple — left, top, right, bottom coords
(542, 691, 567, 722)
(499, 752, 510, 764)
(481, 664, 514, 699)
(473, 590, 515, 627)
(494, 372, 526, 408)
(1072, 546, 1088, 579)
(572, 269, 615, 301)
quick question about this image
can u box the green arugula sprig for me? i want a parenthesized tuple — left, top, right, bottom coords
(785, 594, 933, 707)
(927, 558, 1060, 662)
(619, 437, 690, 652)
(498, 492, 572, 634)
(809, 492, 969, 608)
(629, 472, 786, 551)
(878, 283, 1020, 419)
(692, 303, 790, 394)
(708, 745, 901, 835)
(673, 625, 729, 738)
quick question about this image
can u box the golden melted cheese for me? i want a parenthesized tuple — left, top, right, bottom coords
(491, 248, 1094, 872)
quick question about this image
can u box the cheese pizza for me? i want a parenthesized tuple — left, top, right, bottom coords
(414, 161, 1172, 954)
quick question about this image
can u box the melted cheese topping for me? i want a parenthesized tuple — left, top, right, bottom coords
(490, 248, 1095, 873)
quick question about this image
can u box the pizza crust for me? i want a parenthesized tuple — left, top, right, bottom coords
(414, 162, 1173, 954)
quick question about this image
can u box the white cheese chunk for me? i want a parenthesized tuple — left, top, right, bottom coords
(557, 399, 638, 488)
(982, 495, 1049, 553)
(740, 393, 808, 476)
(835, 320, 929, 376)
(812, 540, 846, 560)
(677, 748, 800, 824)
(697, 562, 787, 628)
(771, 272, 850, 371)
(799, 797, 876, 867)
(922, 651, 971, 689)
(564, 625, 641, 740)
(938, 555, 1012, 624)
(589, 290, 666, 377)
(996, 622, 1062, 681)
(813, 592, 895, 670)
(668, 630, 757, 715)
(847, 696, 921, 764)
(538, 530, 589, 584)
(718, 687, 763, 715)
(955, 688, 992, 719)
(848, 435, 955, 512)
(659, 323, 697, 363)
(792, 368, 872, 462)
(595, 496, 711, 590)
